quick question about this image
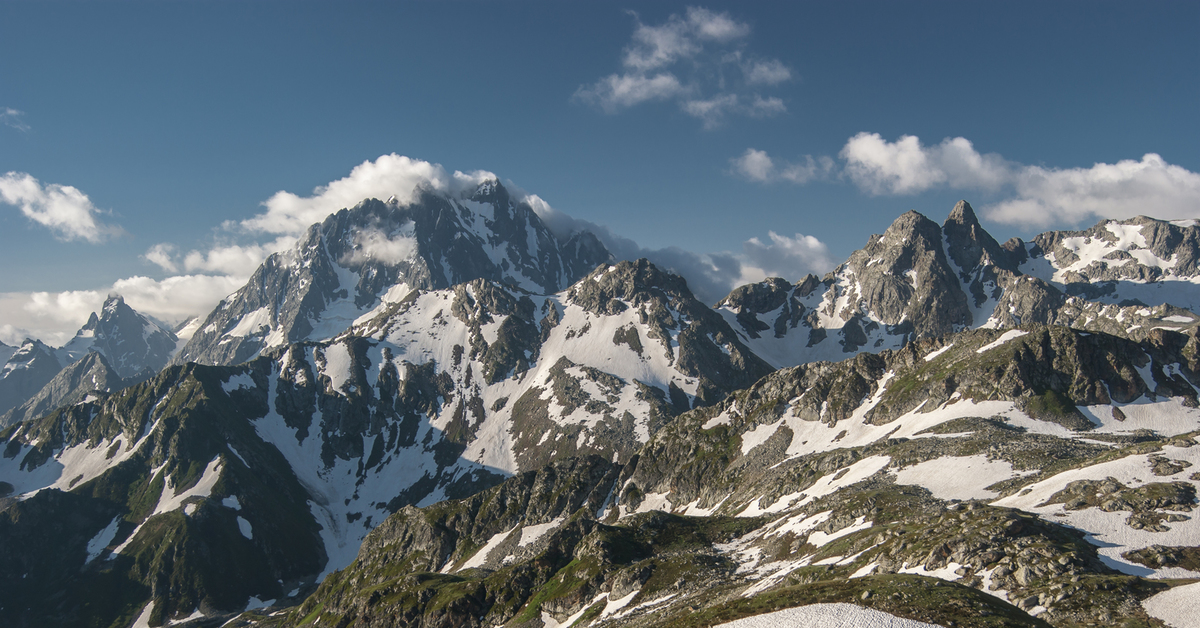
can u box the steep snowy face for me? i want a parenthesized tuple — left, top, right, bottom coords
(1021, 216, 1200, 310)
(176, 181, 611, 367)
(0, 351, 123, 428)
(0, 338, 62, 416)
(58, 295, 178, 379)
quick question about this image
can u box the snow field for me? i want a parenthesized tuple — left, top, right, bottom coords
(993, 444, 1200, 577)
(1142, 581, 1200, 628)
(892, 455, 1032, 501)
(712, 603, 944, 628)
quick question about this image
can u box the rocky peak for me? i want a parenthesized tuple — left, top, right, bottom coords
(59, 294, 177, 379)
(176, 183, 613, 367)
(840, 209, 970, 338)
(942, 200, 1017, 274)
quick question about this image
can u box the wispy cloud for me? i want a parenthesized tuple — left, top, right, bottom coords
(0, 108, 29, 132)
(0, 172, 124, 242)
(731, 148, 835, 184)
(575, 7, 792, 129)
(524, 190, 834, 304)
(736, 134, 1200, 228)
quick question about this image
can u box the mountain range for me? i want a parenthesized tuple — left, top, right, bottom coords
(0, 180, 1197, 628)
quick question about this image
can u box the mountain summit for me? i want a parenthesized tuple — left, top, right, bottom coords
(176, 181, 611, 366)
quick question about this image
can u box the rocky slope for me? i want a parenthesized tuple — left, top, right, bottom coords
(175, 180, 611, 367)
(0, 351, 128, 427)
(256, 323, 1199, 628)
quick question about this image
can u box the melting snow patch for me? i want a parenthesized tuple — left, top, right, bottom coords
(893, 455, 1028, 501)
(1143, 581, 1200, 628)
(457, 526, 516, 571)
(222, 495, 241, 510)
(518, 516, 564, 547)
(712, 603, 943, 627)
(227, 307, 272, 338)
(923, 344, 954, 362)
(85, 517, 121, 564)
(238, 516, 253, 540)
(976, 330, 1028, 354)
(808, 516, 873, 547)
(245, 597, 274, 611)
(222, 373, 255, 393)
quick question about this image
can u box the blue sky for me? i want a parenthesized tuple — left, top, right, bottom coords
(1, 1, 1198, 344)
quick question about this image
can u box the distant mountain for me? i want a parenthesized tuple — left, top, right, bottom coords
(718, 202, 1200, 368)
(0, 341, 16, 366)
(0, 296, 177, 426)
(0, 338, 62, 417)
(0, 351, 128, 428)
(58, 295, 178, 379)
(175, 180, 611, 367)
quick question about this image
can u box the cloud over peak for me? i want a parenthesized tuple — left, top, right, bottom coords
(241, 154, 495, 236)
(738, 134, 1200, 229)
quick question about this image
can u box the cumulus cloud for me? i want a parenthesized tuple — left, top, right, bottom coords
(0, 172, 124, 243)
(731, 148, 835, 184)
(576, 6, 791, 128)
(1, 108, 29, 132)
(0, 272, 245, 346)
(741, 231, 835, 281)
(834, 133, 1200, 228)
(989, 153, 1200, 227)
(840, 133, 1012, 195)
(242, 154, 494, 236)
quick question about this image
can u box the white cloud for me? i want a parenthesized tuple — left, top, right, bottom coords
(242, 154, 495, 236)
(0, 274, 247, 346)
(840, 133, 1012, 195)
(681, 93, 740, 129)
(524, 190, 832, 304)
(989, 153, 1200, 227)
(1, 108, 30, 132)
(342, 227, 418, 265)
(143, 243, 179, 273)
(740, 231, 835, 282)
(0, 172, 124, 243)
(578, 6, 790, 128)
(732, 148, 834, 184)
(743, 59, 792, 86)
(574, 73, 688, 113)
(833, 133, 1200, 228)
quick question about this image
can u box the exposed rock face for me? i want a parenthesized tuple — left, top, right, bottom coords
(176, 181, 612, 367)
(58, 295, 178, 379)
